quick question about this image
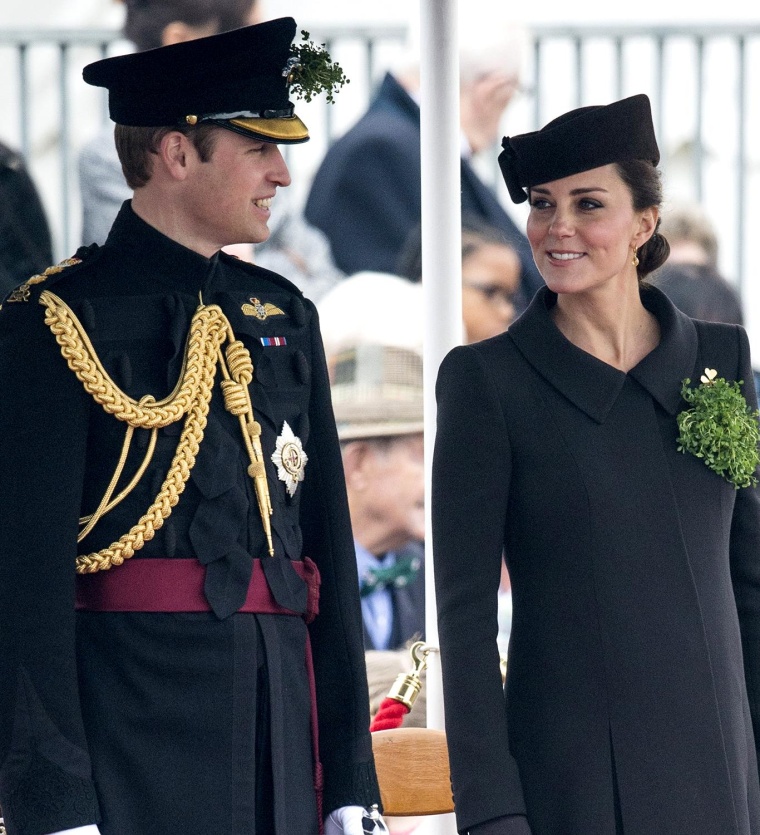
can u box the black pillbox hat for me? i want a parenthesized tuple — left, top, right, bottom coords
(83, 17, 308, 144)
(498, 94, 659, 203)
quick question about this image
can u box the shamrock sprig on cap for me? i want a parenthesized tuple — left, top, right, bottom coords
(677, 367, 760, 489)
(285, 31, 349, 103)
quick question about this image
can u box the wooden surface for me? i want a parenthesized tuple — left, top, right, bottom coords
(371, 727, 454, 816)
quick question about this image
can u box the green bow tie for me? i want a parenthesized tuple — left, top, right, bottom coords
(360, 553, 421, 598)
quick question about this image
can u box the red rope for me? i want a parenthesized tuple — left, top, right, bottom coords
(370, 696, 410, 732)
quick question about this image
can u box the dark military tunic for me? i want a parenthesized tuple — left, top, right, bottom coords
(433, 286, 760, 835)
(0, 204, 379, 835)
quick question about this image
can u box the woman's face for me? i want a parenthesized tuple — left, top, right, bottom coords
(461, 242, 521, 343)
(526, 163, 656, 297)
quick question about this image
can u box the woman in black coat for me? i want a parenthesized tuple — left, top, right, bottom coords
(432, 94, 760, 835)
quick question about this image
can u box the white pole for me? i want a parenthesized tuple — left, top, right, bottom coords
(420, 0, 461, 832)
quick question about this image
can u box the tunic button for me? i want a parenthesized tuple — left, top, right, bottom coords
(255, 354, 275, 388)
(290, 298, 307, 326)
(80, 300, 96, 331)
(293, 350, 310, 385)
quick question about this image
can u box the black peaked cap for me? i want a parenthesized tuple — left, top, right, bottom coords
(83, 17, 308, 143)
(498, 94, 659, 203)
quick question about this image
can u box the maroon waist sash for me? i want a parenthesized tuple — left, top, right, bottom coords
(75, 556, 320, 622)
(75, 555, 324, 831)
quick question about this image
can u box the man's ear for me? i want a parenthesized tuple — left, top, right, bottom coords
(342, 441, 373, 491)
(157, 131, 193, 181)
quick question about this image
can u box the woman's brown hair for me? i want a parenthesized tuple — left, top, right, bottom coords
(615, 158, 671, 281)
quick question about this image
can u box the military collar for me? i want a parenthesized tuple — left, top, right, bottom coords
(104, 201, 221, 293)
(508, 285, 698, 423)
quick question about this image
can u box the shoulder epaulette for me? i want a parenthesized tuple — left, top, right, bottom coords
(2, 244, 100, 307)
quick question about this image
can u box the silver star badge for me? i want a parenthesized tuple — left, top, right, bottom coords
(271, 421, 308, 497)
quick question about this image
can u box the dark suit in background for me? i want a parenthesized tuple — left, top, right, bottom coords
(304, 73, 543, 304)
(0, 141, 53, 296)
(359, 541, 425, 651)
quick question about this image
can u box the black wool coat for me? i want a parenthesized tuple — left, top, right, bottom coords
(0, 204, 380, 835)
(433, 286, 760, 835)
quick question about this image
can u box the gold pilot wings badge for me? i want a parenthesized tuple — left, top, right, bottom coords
(271, 421, 308, 497)
(242, 297, 286, 320)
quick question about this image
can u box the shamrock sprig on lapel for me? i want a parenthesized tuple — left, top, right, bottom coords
(677, 368, 760, 489)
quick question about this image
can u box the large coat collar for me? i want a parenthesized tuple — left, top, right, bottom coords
(508, 285, 698, 423)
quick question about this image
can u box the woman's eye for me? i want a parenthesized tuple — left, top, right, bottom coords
(530, 198, 551, 209)
(579, 198, 602, 210)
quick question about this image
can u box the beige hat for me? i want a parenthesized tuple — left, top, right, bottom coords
(331, 344, 423, 441)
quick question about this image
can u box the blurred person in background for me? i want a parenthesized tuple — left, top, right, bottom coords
(0, 139, 53, 297)
(660, 201, 719, 269)
(653, 261, 744, 326)
(334, 344, 425, 652)
(304, 9, 543, 307)
(655, 203, 747, 347)
(397, 215, 521, 343)
(652, 257, 757, 390)
(319, 273, 425, 652)
(318, 270, 423, 360)
(78, 0, 342, 302)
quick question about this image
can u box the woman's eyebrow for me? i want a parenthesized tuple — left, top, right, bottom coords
(532, 185, 609, 196)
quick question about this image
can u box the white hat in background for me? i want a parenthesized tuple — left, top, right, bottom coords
(318, 272, 424, 441)
(317, 271, 423, 360)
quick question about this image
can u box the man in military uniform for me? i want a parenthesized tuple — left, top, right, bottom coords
(0, 18, 381, 835)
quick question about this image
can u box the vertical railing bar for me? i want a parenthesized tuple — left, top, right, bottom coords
(366, 35, 375, 96)
(324, 38, 334, 145)
(695, 36, 705, 203)
(59, 40, 71, 258)
(18, 42, 31, 162)
(614, 36, 624, 99)
(533, 36, 541, 129)
(574, 36, 583, 107)
(100, 39, 110, 123)
(654, 35, 665, 168)
(736, 36, 747, 295)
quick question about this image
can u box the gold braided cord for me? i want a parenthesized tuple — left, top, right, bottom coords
(77, 423, 136, 543)
(218, 342, 274, 555)
(39, 290, 274, 573)
(78, 425, 159, 536)
(75, 385, 213, 574)
(40, 290, 212, 428)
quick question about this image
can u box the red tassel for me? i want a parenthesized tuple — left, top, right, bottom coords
(370, 696, 410, 732)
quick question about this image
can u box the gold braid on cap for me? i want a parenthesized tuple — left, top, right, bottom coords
(40, 290, 275, 574)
